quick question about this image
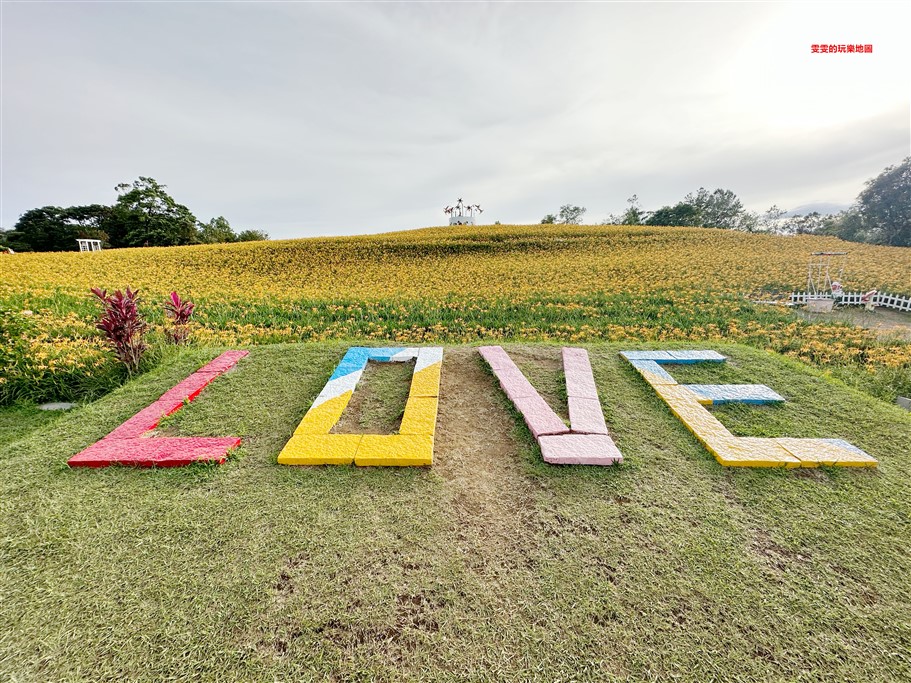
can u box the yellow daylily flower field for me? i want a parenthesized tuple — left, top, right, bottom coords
(1, 224, 909, 404)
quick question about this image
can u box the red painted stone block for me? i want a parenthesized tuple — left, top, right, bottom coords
(104, 401, 179, 440)
(68, 350, 248, 468)
(195, 350, 249, 374)
(157, 372, 217, 406)
(68, 437, 241, 468)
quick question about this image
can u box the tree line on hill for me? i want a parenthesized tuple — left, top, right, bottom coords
(540, 157, 910, 247)
(0, 177, 268, 252)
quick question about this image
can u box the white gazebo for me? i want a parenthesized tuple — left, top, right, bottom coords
(444, 198, 482, 226)
(77, 239, 102, 252)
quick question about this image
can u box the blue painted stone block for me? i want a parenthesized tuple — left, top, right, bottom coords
(666, 350, 727, 363)
(629, 359, 677, 383)
(620, 350, 676, 362)
(684, 384, 785, 405)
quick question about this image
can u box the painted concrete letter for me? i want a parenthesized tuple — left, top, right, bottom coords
(479, 346, 623, 466)
(621, 350, 876, 467)
(68, 350, 248, 467)
(278, 347, 443, 466)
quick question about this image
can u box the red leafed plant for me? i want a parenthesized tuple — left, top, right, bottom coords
(163, 291, 195, 345)
(90, 287, 148, 373)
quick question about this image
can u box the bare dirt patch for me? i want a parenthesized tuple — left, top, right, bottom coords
(432, 347, 546, 573)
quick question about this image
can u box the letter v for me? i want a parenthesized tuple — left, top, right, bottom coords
(478, 346, 623, 466)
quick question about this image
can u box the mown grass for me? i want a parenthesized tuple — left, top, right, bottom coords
(0, 403, 62, 449)
(1, 342, 909, 682)
(332, 360, 415, 434)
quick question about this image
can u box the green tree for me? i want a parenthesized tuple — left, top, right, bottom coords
(646, 202, 702, 227)
(3, 205, 111, 252)
(818, 208, 870, 243)
(110, 177, 199, 247)
(787, 212, 828, 236)
(757, 205, 787, 232)
(541, 214, 557, 224)
(856, 157, 910, 247)
(557, 204, 587, 224)
(199, 216, 236, 244)
(235, 229, 269, 242)
(0, 228, 27, 252)
(5, 206, 72, 251)
(646, 188, 755, 231)
(64, 204, 113, 245)
(686, 187, 757, 231)
(619, 195, 647, 225)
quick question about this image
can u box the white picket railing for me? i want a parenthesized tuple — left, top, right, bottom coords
(789, 291, 911, 312)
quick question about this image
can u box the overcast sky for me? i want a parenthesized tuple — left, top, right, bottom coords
(2, 1, 909, 238)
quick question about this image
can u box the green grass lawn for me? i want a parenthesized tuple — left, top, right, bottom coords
(1, 343, 909, 682)
(0, 404, 63, 450)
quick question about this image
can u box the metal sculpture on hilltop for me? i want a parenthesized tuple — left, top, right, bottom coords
(445, 198, 483, 225)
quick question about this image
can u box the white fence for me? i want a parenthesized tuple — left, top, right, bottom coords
(789, 291, 911, 312)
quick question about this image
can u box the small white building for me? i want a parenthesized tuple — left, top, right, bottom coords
(449, 216, 475, 226)
(77, 239, 102, 252)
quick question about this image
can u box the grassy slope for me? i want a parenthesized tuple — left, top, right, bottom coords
(1, 343, 909, 682)
(0, 405, 61, 449)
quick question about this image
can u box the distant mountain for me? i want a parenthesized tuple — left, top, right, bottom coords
(783, 202, 851, 217)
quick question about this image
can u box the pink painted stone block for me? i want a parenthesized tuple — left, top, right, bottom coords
(538, 434, 623, 465)
(478, 345, 517, 371)
(478, 345, 623, 465)
(195, 350, 249, 374)
(68, 436, 241, 468)
(567, 396, 608, 435)
(562, 348, 599, 399)
(561, 347, 590, 369)
(495, 367, 539, 401)
(512, 394, 569, 437)
(564, 368, 599, 399)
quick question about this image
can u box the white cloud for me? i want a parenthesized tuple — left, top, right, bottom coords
(2, 2, 908, 236)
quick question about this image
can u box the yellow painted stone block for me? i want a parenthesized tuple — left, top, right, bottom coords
(355, 434, 434, 466)
(277, 434, 361, 465)
(654, 385, 798, 468)
(409, 363, 441, 398)
(653, 383, 700, 407)
(293, 391, 353, 435)
(654, 384, 732, 445)
(775, 438, 878, 467)
(707, 436, 801, 468)
(399, 396, 439, 436)
(638, 368, 678, 386)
